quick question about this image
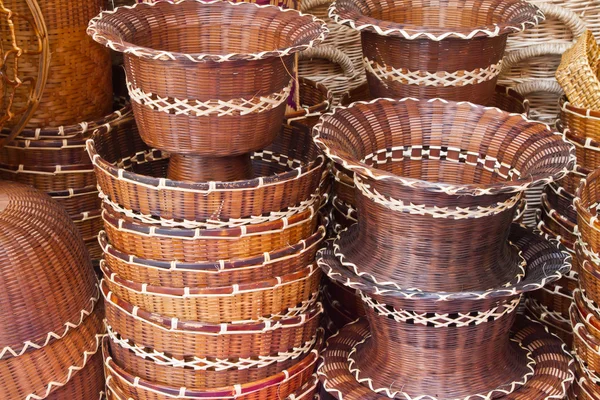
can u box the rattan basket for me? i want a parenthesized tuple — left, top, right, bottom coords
(557, 30, 600, 110)
(313, 98, 574, 292)
(88, 0, 327, 181)
(44, 350, 105, 400)
(4, 0, 112, 128)
(546, 181, 577, 221)
(538, 193, 578, 245)
(329, 0, 542, 104)
(572, 291, 600, 374)
(560, 96, 600, 142)
(577, 240, 600, 308)
(525, 297, 573, 347)
(575, 168, 600, 253)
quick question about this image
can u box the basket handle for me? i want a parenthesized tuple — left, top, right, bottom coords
(299, 46, 356, 77)
(500, 42, 573, 75)
(300, 0, 331, 12)
(535, 3, 587, 39)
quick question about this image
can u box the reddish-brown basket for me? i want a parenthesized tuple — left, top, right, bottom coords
(559, 125, 600, 172)
(102, 332, 320, 400)
(45, 350, 105, 400)
(0, 136, 90, 166)
(0, 162, 95, 192)
(525, 297, 573, 348)
(99, 224, 326, 288)
(48, 186, 100, 216)
(313, 98, 574, 292)
(528, 269, 577, 320)
(545, 181, 577, 222)
(102, 279, 322, 361)
(560, 96, 600, 143)
(575, 168, 600, 253)
(538, 194, 578, 245)
(330, 0, 542, 104)
(572, 291, 600, 374)
(577, 240, 600, 309)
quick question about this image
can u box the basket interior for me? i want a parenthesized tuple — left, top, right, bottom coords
(98, 1, 323, 55)
(317, 99, 572, 187)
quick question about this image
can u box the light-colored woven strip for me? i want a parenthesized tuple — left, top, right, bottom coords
(106, 323, 315, 370)
(127, 81, 292, 117)
(525, 297, 570, 326)
(361, 293, 520, 327)
(364, 58, 502, 87)
(575, 352, 600, 385)
(354, 175, 521, 219)
(0, 164, 93, 175)
(0, 285, 100, 359)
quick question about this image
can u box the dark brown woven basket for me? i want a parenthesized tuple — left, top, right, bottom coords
(575, 168, 600, 253)
(88, 0, 327, 181)
(5, 0, 112, 128)
(560, 165, 590, 195)
(48, 186, 101, 216)
(558, 122, 600, 172)
(102, 332, 320, 400)
(545, 181, 577, 222)
(528, 270, 577, 320)
(318, 224, 570, 399)
(525, 297, 573, 348)
(313, 98, 574, 292)
(577, 240, 600, 310)
(99, 224, 326, 288)
(560, 96, 600, 143)
(538, 194, 578, 245)
(87, 109, 327, 221)
(0, 136, 90, 166)
(102, 279, 322, 361)
(330, 0, 542, 104)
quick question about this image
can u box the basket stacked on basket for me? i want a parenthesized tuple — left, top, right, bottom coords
(0, 0, 114, 259)
(0, 181, 105, 399)
(86, 1, 330, 398)
(314, 97, 577, 399)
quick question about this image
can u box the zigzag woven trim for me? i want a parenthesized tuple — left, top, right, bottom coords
(88, 0, 328, 62)
(364, 58, 502, 87)
(106, 322, 315, 370)
(346, 333, 536, 399)
(25, 334, 105, 400)
(1, 285, 100, 359)
(127, 81, 292, 117)
(355, 175, 521, 219)
(361, 293, 520, 327)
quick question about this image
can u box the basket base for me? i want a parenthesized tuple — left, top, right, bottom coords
(167, 153, 253, 182)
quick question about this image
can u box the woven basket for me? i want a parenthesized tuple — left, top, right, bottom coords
(329, 0, 542, 104)
(102, 333, 320, 400)
(545, 181, 577, 221)
(44, 350, 105, 400)
(538, 193, 578, 244)
(577, 240, 600, 309)
(49, 186, 101, 217)
(88, 112, 327, 221)
(557, 30, 600, 110)
(572, 291, 600, 374)
(4, 0, 112, 128)
(313, 98, 574, 292)
(529, 269, 577, 319)
(88, 0, 327, 181)
(575, 168, 600, 253)
(525, 297, 573, 348)
(560, 165, 591, 195)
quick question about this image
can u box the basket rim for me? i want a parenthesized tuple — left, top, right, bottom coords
(328, 0, 543, 40)
(313, 97, 576, 196)
(540, 195, 577, 232)
(318, 224, 570, 300)
(102, 331, 322, 398)
(536, 220, 575, 252)
(574, 167, 598, 229)
(285, 78, 333, 122)
(101, 279, 323, 334)
(87, 0, 329, 63)
(98, 224, 326, 272)
(571, 292, 600, 351)
(560, 95, 600, 120)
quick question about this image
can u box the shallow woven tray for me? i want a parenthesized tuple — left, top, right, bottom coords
(330, 0, 542, 104)
(575, 168, 600, 253)
(536, 218, 576, 253)
(99, 223, 325, 287)
(317, 316, 574, 400)
(556, 30, 600, 110)
(101, 261, 321, 323)
(102, 331, 320, 399)
(87, 111, 327, 221)
(102, 279, 322, 361)
(560, 96, 600, 143)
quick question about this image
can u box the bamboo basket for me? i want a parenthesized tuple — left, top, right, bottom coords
(99, 224, 326, 287)
(545, 181, 577, 222)
(330, 0, 542, 104)
(49, 186, 101, 217)
(313, 98, 574, 292)
(103, 340, 320, 400)
(4, 0, 113, 128)
(577, 240, 600, 308)
(575, 168, 600, 253)
(560, 165, 591, 195)
(538, 194, 578, 245)
(45, 350, 105, 400)
(529, 269, 577, 320)
(572, 291, 600, 374)
(561, 96, 600, 142)
(525, 297, 572, 348)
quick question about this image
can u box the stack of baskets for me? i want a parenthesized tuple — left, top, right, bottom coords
(0, 182, 105, 399)
(0, 0, 114, 259)
(86, 1, 331, 398)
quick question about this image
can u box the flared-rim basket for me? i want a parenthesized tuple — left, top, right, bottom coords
(328, 0, 543, 39)
(313, 98, 575, 196)
(87, 0, 328, 62)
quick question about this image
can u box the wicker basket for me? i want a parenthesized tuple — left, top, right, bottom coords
(525, 297, 573, 347)
(529, 268, 577, 319)
(4, 0, 112, 128)
(557, 30, 600, 110)
(545, 181, 578, 221)
(88, 0, 327, 181)
(575, 168, 600, 253)
(313, 98, 574, 292)
(44, 350, 105, 400)
(572, 291, 600, 375)
(88, 110, 327, 222)
(577, 240, 600, 308)
(538, 193, 578, 245)
(329, 0, 542, 104)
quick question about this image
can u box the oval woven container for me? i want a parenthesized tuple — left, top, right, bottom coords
(102, 333, 320, 400)
(87, 109, 327, 221)
(99, 224, 326, 287)
(318, 224, 570, 399)
(329, 0, 542, 104)
(88, 0, 327, 181)
(101, 261, 321, 322)
(575, 168, 600, 253)
(102, 279, 322, 361)
(5, 0, 112, 128)
(313, 98, 574, 292)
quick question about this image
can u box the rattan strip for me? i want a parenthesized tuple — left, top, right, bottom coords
(354, 175, 521, 219)
(346, 332, 536, 399)
(0, 163, 93, 175)
(106, 323, 316, 371)
(575, 353, 600, 386)
(87, 0, 328, 62)
(577, 290, 600, 323)
(313, 98, 576, 196)
(0, 285, 100, 359)
(536, 219, 575, 253)
(525, 298, 572, 333)
(364, 58, 503, 87)
(360, 293, 521, 327)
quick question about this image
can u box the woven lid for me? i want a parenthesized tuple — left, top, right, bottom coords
(0, 181, 98, 358)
